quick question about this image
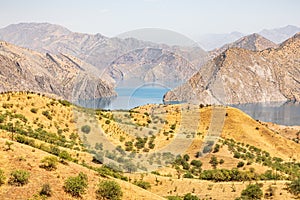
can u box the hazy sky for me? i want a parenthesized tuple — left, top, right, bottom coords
(1, 0, 299, 38)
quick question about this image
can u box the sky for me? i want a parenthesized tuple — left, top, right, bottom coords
(1, 0, 300, 38)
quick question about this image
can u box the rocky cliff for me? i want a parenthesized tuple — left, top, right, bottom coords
(164, 33, 300, 105)
(0, 41, 116, 101)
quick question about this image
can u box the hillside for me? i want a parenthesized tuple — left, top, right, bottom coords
(164, 33, 300, 105)
(0, 92, 299, 199)
(0, 41, 115, 101)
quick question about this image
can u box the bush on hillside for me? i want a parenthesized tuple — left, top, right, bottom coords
(64, 172, 88, 197)
(8, 170, 30, 186)
(96, 180, 123, 200)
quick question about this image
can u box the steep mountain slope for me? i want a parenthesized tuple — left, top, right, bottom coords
(0, 41, 116, 101)
(259, 25, 300, 43)
(108, 47, 199, 87)
(164, 33, 300, 104)
(0, 23, 208, 76)
(210, 33, 278, 58)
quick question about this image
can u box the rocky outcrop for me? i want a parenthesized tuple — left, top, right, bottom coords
(164, 33, 300, 105)
(0, 41, 116, 101)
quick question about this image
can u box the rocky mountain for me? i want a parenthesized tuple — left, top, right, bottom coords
(164, 33, 300, 105)
(259, 25, 300, 43)
(0, 40, 116, 101)
(196, 31, 245, 51)
(0, 23, 208, 78)
(108, 47, 200, 87)
(209, 33, 278, 58)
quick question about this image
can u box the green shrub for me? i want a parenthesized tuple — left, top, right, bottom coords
(237, 161, 245, 168)
(287, 178, 300, 197)
(0, 169, 6, 186)
(64, 172, 88, 197)
(183, 172, 193, 178)
(40, 156, 59, 171)
(209, 156, 218, 169)
(183, 193, 199, 200)
(96, 180, 123, 200)
(9, 170, 30, 186)
(134, 180, 151, 190)
(40, 183, 52, 197)
(42, 110, 52, 120)
(59, 150, 72, 161)
(240, 184, 263, 200)
(30, 108, 38, 114)
(190, 160, 202, 168)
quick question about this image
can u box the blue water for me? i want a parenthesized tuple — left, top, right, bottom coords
(76, 87, 300, 125)
(77, 87, 170, 110)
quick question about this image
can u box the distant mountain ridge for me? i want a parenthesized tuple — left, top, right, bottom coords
(0, 23, 207, 79)
(197, 25, 300, 50)
(0, 40, 116, 101)
(0, 23, 209, 89)
(164, 33, 300, 104)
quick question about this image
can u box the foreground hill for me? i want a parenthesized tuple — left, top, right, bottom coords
(0, 92, 299, 199)
(0, 41, 115, 101)
(164, 33, 300, 104)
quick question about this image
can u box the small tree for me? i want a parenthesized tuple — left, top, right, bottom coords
(237, 161, 245, 168)
(240, 184, 263, 200)
(209, 156, 218, 169)
(40, 156, 59, 171)
(81, 125, 91, 134)
(9, 170, 30, 186)
(287, 178, 300, 197)
(96, 180, 123, 200)
(0, 169, 6, 186)
(64, 172, 88, 197)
